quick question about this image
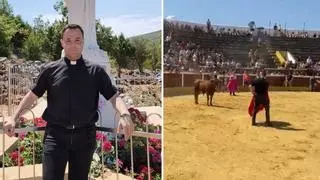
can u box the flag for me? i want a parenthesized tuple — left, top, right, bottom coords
(248, 93, 270, 117)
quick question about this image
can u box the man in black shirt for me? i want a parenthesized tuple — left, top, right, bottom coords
(310, 75, 316, 92)
(249, 71, 271, 126)
(286, 72, 293, 87)
(3, 24, 134, 180)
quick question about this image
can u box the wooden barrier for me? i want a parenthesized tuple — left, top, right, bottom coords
(163, 73, 182, 87)
(164, 72, 320, 91)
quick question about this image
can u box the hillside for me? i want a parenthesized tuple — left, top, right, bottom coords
(130, 30, 161, 43)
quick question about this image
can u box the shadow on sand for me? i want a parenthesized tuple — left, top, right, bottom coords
(195, 103, 234, 109)
(255, 120, 305, 131)
(212, 104, 234, 109)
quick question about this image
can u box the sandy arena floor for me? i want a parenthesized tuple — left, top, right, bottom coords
(164, 92, 320, 180)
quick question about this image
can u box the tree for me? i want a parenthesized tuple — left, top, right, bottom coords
(0, 0, 32, 58)
(0, 0, 65, 60)
(131, 38, 150, 73)
(33, 15, 50, 34)
(0, 0, 13, 15)
(43, 0, 69, 60)
(53, 0, 68, 23)
(0, 13, 19, 57)
(0, 25, 9, 57)
(20, 15, 50, 61)
(22, 32, 43, 60)
(43, 20, 66, 60)
(10, 15, 31, 56)
(149, 42, 161, 71)
(96, 19, 116, 55)
(109, 33, 135, 77)
(40, 0, 67, 60)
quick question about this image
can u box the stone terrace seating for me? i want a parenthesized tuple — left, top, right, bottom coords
(167, 22, 320, 70)
(269, 37, 320, 61)
(171, 31, 253, 66)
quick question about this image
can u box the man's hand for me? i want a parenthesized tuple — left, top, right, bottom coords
(3, 118, 16, 137)
(117, 114, 134, 141)
(3, 91, 38, 137)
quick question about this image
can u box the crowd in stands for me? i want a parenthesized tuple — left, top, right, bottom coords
(164, 39, 320, 76)
(283, 56, 318, 69)
(164, 20, 251, 39)
(164, 20, 320, 77)
(164, 40, 241, 73)
(270, 23, 320, 38)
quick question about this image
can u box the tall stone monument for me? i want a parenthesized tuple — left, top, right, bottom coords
(64, 0, 118, 128)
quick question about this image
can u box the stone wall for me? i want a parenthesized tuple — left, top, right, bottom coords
(0, 60, 39, 106)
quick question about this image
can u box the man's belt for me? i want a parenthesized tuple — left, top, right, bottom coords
(47, 122, 95, 130)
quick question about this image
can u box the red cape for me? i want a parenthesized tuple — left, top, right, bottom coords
(248, 93, 270, 117)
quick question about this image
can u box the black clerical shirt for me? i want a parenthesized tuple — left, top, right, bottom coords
(31, 56, 117, 128)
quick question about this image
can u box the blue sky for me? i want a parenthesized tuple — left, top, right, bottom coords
(164, 0, 320, 31)
(9, 0, 161, 37)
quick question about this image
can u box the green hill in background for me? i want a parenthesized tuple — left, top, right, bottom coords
(130, 30, 161, 43)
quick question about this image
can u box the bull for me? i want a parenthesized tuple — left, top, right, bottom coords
(194, 79, 220, 106)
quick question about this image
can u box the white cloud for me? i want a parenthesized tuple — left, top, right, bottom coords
(30, 13, 161, 37)
(99, 14, 161, 37)
(165, 15, 176, 20)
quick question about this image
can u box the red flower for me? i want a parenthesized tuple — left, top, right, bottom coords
(149, 138, 161, 145)
(148, 146, 161, 163)
(140, 166, 148, 174)
(34, 117, 47, 127)
(155, 143, 161, 150)
(148, 146, 157, 154)
(10, 151, 18, 160)
(19, 133, 26, 140)
(128, 108, 146, 123)
(137, 173, 154, 180)
(9, 151, 24, 166)
(102, 141, 112, 152)
(136, 174, 145, 180)
(96, 132, 106, 141)
(137, 166, 154, 180)
(149, 138, 161, 150)
(139, 165, 154, 175)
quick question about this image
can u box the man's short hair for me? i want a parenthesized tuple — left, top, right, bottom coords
(61, 24, 84, 38)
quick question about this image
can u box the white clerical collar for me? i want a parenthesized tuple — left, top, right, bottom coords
(64, 56, 84, 66)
